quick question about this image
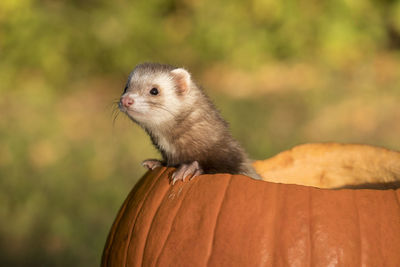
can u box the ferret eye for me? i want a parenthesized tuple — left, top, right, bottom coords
(150, 88, 159, 95)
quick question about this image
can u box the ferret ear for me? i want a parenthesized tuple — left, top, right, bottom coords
(171, 68, 191, 95)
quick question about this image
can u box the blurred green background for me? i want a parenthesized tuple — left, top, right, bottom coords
(1, 0, 400, 265)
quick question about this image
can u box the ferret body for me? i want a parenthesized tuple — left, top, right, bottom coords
(119, 63, 260, 182)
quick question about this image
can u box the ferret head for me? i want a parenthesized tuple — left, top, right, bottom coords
(119, 63, 196, 128)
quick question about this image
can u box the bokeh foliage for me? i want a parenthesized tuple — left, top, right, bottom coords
(1, 0, 400, 266)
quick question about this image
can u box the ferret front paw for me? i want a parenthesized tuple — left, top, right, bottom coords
(171, 161, 203, 185)
(142, 159, 163, 170)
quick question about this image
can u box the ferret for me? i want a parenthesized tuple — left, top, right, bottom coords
(119, 63, 261, 184)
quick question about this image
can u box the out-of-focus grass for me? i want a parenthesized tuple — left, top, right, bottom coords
(1, 0, 400, 266)
(206, 55, 400, 156)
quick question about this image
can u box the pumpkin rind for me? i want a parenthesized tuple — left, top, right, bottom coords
(102, 167, 400, 267)
(254, 143, 400, 188)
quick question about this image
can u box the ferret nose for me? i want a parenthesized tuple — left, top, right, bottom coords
(121, 95, 134, 108)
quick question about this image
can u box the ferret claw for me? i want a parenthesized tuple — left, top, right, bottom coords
(142, 159, 163, 170)
(171, 161, 203, 185)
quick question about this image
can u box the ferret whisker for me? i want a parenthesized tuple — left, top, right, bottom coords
(149, 102, 177, 117)
(111, 101, 122, 126)
(111, 105, 119, 116)
(112, 111, 120, 126)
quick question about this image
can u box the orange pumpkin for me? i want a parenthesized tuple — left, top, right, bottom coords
(102, 156, 400, 266)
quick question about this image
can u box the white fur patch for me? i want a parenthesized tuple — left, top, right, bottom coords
(152, 74, 174, 92)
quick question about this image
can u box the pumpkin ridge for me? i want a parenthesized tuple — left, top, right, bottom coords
(154, 173, 200, 266)
(102, 168, 161, 266)
(123, 167, 169, 267)
(380, 190, 400, 266)
(352, 190, 362, 266)
(138, 168, 176, 266)
(271, 184, 284, 266)
(141, 169, 182, 265)
(377, 193, 385, 264)
(307, 187, 313, 266)
(395, 190, 400, 211)
(102, 184, 131, 264)
(205, 174, 233, 266)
